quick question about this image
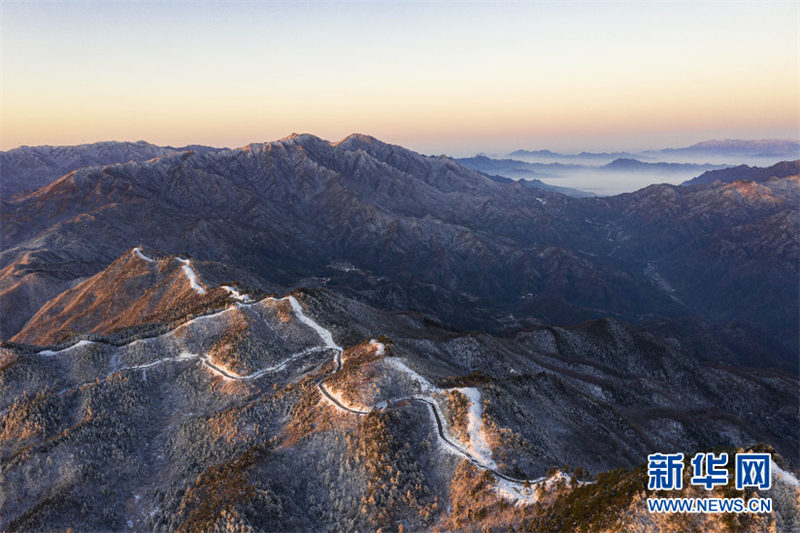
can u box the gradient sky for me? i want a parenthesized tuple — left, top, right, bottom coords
(1, 1, 798, 155)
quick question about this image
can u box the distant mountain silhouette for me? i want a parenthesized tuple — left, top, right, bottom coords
(0, 140, 220, 198)
(602, 158, 721, 172)
(484, 173, 596, 197)
(457, 154, 730, 194)
(505, 139, 800, 165)
(648, 139, 800, 158)
(455, 155, 590, 196)
(507, 148, 637, 162)
(682, 159, 800, 186)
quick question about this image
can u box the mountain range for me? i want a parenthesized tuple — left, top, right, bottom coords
(506, 139, 800, 165)
(508, 148, 638, 162)
(1, 134, 798, 531)
(3, 135, 797, 365)
(455, 154, 727, 194)
(644, 139, 800, 160)
(683, 160, 800, 186)
(0, 140, 221, 198)
(3, 134, 587, 333)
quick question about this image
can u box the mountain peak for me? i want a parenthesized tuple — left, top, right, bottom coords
(333, 133, 384, 150)
(283, 133, 303, 140)
(280, 132, 321, 143)
(605, 157, 642, 167)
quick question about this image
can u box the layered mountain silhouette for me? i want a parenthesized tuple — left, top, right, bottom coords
(456, 154, 730, 195)
(455, 154, 581, 178)
(506, 139, 800, 163)
(484, 173, 596, 197)
(3, 134, 797, 367)
(507, 148, 639, 163)
(645, 139, 800, 159)
(459, 154, 720, 176)
(602, 158, 719, 172)
(682, 160, 800, 186)
(0, 140, 221, 198)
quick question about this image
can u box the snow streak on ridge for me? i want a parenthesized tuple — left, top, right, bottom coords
(221, 286, 252, 303)
(132, 247, 155, 262)
(177, 258, 206, 295)
(30, 290, 581, 505)
(39, 339, 96, 356)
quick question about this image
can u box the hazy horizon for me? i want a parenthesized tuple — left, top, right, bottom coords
(3, 132, 798, 159)
(2, 1, 797, 154)
(6, 131, 796, 196)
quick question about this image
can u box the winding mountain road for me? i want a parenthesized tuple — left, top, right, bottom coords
(28, 290, 548, 500)
(298, 299, 549, 491)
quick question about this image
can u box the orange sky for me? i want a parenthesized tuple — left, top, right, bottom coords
(2, 2, 797, 155)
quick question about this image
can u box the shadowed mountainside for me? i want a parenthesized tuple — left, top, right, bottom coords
(10, 247, 275, 346)
(2, 134, 797, 369)
(0, 140, 221, 198)
(1, 266, 797, 530)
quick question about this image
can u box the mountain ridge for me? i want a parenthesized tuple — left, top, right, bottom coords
(0, 140, 222, 198)
(1, 134, 798, 531)
(506, 138, 799, 161)
(1, 262, 797, 530)
(682, 159, 800, 186)
(2, 134, 797, 369)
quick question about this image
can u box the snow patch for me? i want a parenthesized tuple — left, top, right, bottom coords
(773, 459, 800, 487)
(133, 247, 155, 262)
(494, 479, 539, 505)
(369, 339, 386, 357)
(380, 357, 567, 504)
(221, 285, 252, 303)
(177, 258, 206, 295)
(321, 383, 371, 413)
(493, 472, 569, 506)
(386, 359, 497, 468)
(385, 358, 438, 395)
(288, 296, 342, 352)
(174, 306, 232, 329)
(456, 387, 497, 469)
(39, 339, 97, 356)
(122, 352, 199, 373)
(421, 398, 469, 458)
(203, 346, 328, 381)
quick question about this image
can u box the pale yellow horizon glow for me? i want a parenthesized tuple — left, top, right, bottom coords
(2, 1, 797, 155)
